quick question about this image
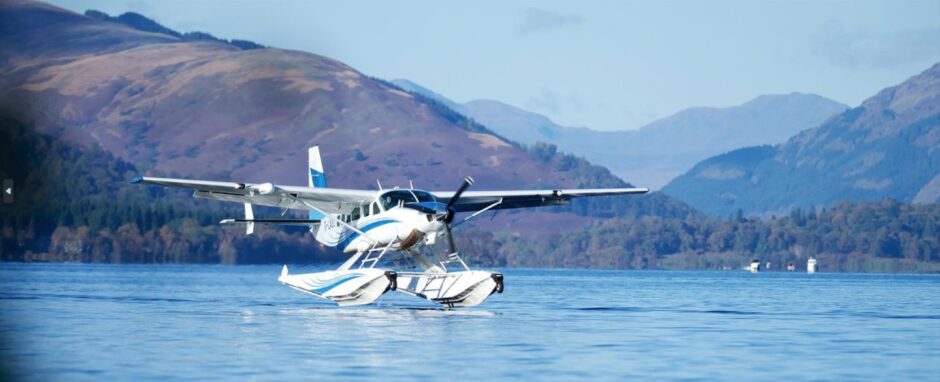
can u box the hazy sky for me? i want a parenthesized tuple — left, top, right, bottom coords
(49, 0, 940, 131)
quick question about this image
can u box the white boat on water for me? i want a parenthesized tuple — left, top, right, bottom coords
(749, 259, 761, 273)
(807, 257, 818, 274)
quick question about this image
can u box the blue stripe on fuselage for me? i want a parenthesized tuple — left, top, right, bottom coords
(339, 219, 399, 250)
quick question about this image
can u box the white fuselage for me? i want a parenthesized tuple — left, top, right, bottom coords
(315, 190, 446, 254)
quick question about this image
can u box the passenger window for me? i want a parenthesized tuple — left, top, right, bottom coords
(371, 201, 380, 215)
(350, 207, 361, 221)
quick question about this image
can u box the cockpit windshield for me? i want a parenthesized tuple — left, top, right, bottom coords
(379, 190, 437, 210)
(412, 190, 436, 203)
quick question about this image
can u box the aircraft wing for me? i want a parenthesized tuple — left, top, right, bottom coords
(130, 176, 375, 214)
(433, 187, 649, 213)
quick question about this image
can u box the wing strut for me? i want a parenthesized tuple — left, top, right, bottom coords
(281, 194, 378, 245)
(452, 198, 503, 228)
(244, 203, 255, 235)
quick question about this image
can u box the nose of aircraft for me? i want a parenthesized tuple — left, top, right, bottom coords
(416, 214, 445, 234)
(402, 201, 452, 234)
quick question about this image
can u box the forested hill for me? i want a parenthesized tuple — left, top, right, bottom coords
(462, 199, 940, 272)
(0, 117, 345, 264)
(3, 118, 939, 272)
(663, 63, 940, 217)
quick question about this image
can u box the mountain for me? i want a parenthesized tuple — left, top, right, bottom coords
(0, 0, 706, 265)
(390, 79, 466, 115)
(663, 63, 940, 217)
(0, 1, 611, 192)
(391, 79, 847, 189)
(0, 1, 696, 226)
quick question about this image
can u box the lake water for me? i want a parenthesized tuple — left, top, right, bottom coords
(1, 264, 938, 381)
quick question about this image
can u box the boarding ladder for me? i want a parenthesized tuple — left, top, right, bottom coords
(438, 252, 470, 272)
(359, 240, 395, 269)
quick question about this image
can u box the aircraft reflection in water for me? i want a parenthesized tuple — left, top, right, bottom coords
(131, 147, 648, 307)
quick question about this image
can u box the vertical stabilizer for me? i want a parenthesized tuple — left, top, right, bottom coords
(308, 146, 327, 188)
(308, 146, 326, 220)
(307, 146, 342, 248)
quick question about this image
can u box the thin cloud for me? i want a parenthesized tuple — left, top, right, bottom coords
(527, 88, 561, 112)
(526, 88, 585, 114)
(517, 7, 584, 35)
(812, 21, 940, 69)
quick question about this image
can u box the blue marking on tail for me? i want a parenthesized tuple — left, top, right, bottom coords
(309, 169, 327, 220)
(310, 169, 327, 188)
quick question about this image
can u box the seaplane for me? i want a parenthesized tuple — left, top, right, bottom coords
(130, 147, 648, 307)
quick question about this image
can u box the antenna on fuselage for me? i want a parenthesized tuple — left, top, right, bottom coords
(409, 180, 414, 189)
(376, 179, 383, 191)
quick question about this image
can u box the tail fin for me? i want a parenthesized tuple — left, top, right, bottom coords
(308, 146, 327, 188)
(307, 146, 342, 248)
(308, 146, 326, 221)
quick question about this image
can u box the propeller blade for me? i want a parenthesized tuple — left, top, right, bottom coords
(446, 176, 475, 210)
(445, 224, 457, 254)
(402, 202, 441, 214)
(441, 176, 473, 254)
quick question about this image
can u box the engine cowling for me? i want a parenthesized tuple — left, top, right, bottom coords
(253, 182, 275, 195)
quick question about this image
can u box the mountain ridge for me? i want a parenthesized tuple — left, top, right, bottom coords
(391, 79, 848, 189)
(662, 62, 940, 216)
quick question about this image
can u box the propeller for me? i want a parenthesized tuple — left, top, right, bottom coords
(443, 176, 474, 253)
(399, 176, 474, 254)
(446, 176, 474, 217)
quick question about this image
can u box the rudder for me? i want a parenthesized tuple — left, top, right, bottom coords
(308, 146, 326, 221)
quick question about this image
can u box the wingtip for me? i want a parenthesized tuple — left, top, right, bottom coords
(129, 176, 143, 184)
